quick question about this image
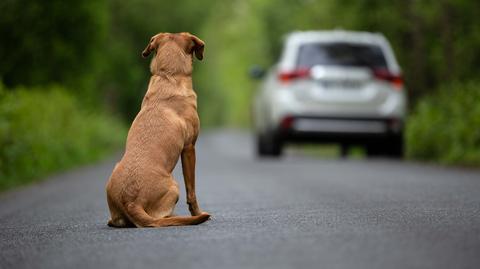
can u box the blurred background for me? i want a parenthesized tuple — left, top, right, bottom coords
(1, 0, 479, 190)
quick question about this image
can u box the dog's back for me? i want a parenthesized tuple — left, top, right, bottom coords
(125, 75, 199, 171)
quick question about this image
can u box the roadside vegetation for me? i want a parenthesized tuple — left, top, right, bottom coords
(0, 0, 478, 190)
(406, 80, 480, 165)
(0, 0, 121, 190)
(0, 84, 126, 191)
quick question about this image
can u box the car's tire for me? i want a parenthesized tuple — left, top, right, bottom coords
(256, 131, 283, 157)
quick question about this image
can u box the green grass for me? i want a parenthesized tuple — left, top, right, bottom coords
(0, 84, 127, 191)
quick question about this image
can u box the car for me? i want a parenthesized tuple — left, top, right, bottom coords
(251, 30, 407, 158)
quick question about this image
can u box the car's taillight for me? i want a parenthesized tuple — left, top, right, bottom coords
(373, 69, 404, 90)
(280, 116, 294, 130)
(278, 68, 310, 83)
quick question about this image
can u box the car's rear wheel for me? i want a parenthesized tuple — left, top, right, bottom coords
(256, 131, 283, 157)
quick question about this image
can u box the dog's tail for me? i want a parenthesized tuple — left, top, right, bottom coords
(126, 203, 210, 228)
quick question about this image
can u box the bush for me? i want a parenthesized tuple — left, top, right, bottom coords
(0, 84, 126, 191)
(406, 81, 480, 165)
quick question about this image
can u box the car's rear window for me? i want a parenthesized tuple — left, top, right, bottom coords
(296, 42, 387, 69)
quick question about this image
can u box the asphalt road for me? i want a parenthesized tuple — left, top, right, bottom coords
(1, 130, 480, 269)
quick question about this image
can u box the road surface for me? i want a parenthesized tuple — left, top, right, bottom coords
(1, 130, 479, 269)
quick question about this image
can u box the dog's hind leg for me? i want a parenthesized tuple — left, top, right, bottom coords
(126, 202, 209, 228)
(108, 217, 134, 228)
(149, 180, 180, 219)
(107, 193, 134, 228)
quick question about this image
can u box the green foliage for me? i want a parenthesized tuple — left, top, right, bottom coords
(0, 84, 126, 191)
(0, 0, 108, 99)
(406, 81, 480, 165)
(195, 1, 270, 127)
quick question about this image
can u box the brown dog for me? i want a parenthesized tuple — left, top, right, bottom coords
(105, 32, 210, 228)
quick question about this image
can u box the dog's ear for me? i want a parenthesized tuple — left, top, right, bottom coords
(187, 33, 205, 61)
(142, 36, 156, 58)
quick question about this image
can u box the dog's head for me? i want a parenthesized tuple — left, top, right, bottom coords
(142, 32, 204, 60)
(142, 32, 204, 75)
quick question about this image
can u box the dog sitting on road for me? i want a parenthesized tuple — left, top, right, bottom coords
(106, 32, 210, 228)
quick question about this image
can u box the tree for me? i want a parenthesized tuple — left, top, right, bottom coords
(0, 0, 108, 97)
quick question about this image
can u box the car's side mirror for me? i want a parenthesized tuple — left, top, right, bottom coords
(249, 65, 265, 79)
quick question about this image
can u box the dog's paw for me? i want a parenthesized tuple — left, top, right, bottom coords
(200, 212, 211, 220)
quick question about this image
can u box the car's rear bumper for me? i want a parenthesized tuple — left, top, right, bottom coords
(278, 116, 403, 143)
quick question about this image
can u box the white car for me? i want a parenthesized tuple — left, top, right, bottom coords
(251, 30, 406, 157)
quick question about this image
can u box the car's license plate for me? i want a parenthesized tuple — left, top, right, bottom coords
(320, 80, 362, 89)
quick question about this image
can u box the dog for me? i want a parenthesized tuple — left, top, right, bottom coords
(105, 32, 210, 228)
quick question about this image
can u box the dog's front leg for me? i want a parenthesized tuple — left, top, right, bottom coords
(181, 145, 203, 216)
